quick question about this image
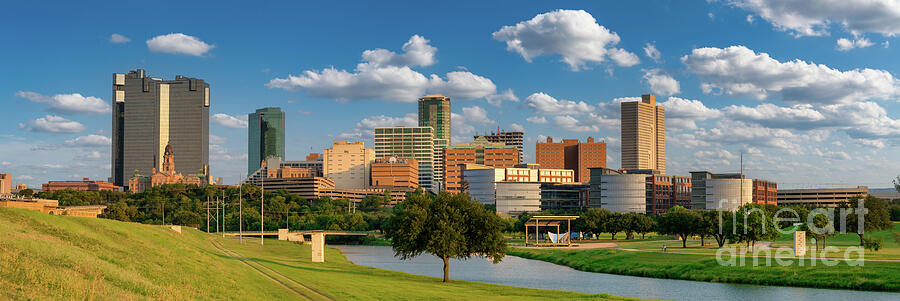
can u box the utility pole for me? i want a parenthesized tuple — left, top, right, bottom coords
(740, 152, 744, 207)
(206, 195, 210, 233)
(215, 193, 220, 233)
(261, 179, 265, 246)
(239, 176, 243, 244)
(222, 190, 225, 239)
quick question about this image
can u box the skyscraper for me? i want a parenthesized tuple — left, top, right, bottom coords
(248, 107, 285, 174)
(418, 94, 451, 140)
(374, 126, 435, 192)
(111, 69, 209, 188)
(535, 137, 607, 183)
(620, 94, 665, 174)
(418, 94, 451, 190)
(443, 136, 520, 193)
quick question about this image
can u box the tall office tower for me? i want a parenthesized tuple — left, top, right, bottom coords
(474, 129, 524, 162)
(418, 94, 451, 141)
(111, 69, 209, 188)
(0, 173, 10, 194)
(248, 107, 285, 174)
(621, 94, 665, 174)
(323, 141, 375, 189)
(419, 94, 451, 191)
(535, 137, 607, 183)
(443, 137, 520, 193)
(374, 127, 436, 192)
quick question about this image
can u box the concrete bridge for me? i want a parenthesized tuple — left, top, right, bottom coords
(223, 229, 378, 263)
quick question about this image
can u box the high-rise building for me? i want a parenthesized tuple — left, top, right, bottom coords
(374, 127, 436, 192)
(323, 141, 374, 190)
(474, 129, 524, 162)
(418, 94, 451, 191)
(535, 137, 606, 183)
(443, 137, 519, 193)
(111, 69, 209, 188)
(418, 94, 451, 141)
(248, 107, 285, 174)
(621, 94, 665, 174)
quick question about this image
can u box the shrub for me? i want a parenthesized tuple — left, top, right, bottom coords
(861, 236, 883, 252)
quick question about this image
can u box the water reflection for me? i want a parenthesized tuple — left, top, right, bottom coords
(337, 245, 899, 301)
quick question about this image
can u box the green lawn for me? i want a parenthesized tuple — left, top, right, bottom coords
(510, 225, 900, 292)
(0, 208, 635, 300)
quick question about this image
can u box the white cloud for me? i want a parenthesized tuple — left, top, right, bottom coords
(658, 97, 722, 130)
(836, 37, 874, 51)
(642, 69, 680, 96)
(339, 113, 417, 139)
(552, 114, 617, 133)
(723, 101, 900, 139)
(65, 134, 111, 147)
(492, 9, 639, 71)
(509, 123, 525, 132)
(453, 106, 495, 134)
(812, 148, 851, 160)
(26, 115, 86, 133)
(746, 15, 755, 24)
(730, 0, 900, 37)
(643, 43, 662, 63)
(526, 116, 548, 124)
(146, 33, 215, 56)
(211, 113, 248, 129)
(854, 138, 886, 148)
(210, 145, 247, 161)
(682, 45, 900, 104)
(695, 120, 800, 151)
(16, 91, 109, 114)
(523, 92, 595, 115)
(109, 33, 130, 43)
(267, 35, 496, 102)
(209, 134, 227, 145)
(485, 88, 519, 107)
(361, 35, 436, 67)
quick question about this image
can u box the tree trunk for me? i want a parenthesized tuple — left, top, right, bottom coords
(681, 234, 687, 248)
(716, 235, 726, 248)
(700, 235, 705, 246)
(641, 233, 646, 240)
(442, 256, 450, 283)
(858, 233, 864, 246)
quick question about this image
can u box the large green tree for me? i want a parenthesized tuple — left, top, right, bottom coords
(385, 191, 507, 282)
(839, 195, 893, 246)
(656, 206, 700, 248)
(725, 204, 779, 251)
(581, 208, 610, 238)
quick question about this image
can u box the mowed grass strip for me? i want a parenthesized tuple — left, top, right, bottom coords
(0, 208, 637, 300)
(508, 246, 900, 292)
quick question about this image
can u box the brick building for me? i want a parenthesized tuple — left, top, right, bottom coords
(753, 179, 778, 205)
(0, 173, 10, 194)
(42, 178, 119, 192)
(474, 129, 524, 162)
(443, 137, 519, 192)
(370, 157, 419, 190)
(535, 137, 606, 183)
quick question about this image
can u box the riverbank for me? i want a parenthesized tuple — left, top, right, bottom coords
(0, 207, 635, 300)
(508, 247, 900, 292)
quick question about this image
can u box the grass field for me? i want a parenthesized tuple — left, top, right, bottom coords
(0, 208, 635, 300)
(509, 223, 900, 292)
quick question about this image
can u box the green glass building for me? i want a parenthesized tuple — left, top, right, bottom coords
(418, 94, 451, 141)
(248, 107, 285, 174)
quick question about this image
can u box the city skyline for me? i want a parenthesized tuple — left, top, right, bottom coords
(3, 1, 900, 189)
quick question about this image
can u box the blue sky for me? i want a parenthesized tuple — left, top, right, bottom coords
(3, 1, 900, 189)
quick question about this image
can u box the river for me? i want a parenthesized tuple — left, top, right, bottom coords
(337, 245, 899, 300)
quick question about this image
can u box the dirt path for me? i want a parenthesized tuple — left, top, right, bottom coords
(209, 239, 332, 301)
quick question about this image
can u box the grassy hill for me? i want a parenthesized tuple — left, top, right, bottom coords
(0, 208, 632, 300)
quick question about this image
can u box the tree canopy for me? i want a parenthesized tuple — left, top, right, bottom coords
(656, 206, 700, 248)
(385, 190, 507, 282)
